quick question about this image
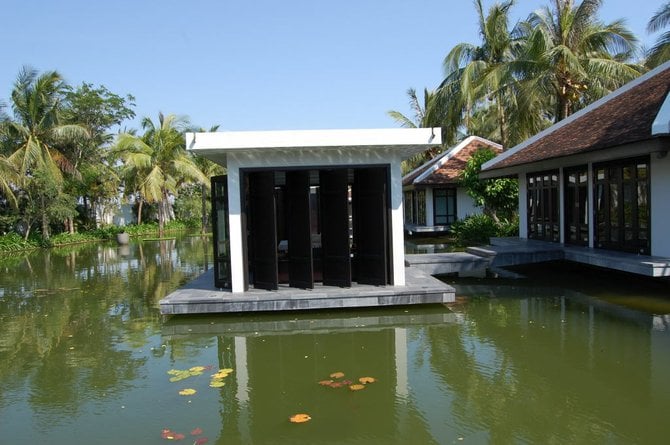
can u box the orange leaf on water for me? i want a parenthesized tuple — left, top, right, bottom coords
(289, 413, 312, 423)
(173, 433, 185, 440)
(329, 371, 345, 379)
(328, 381, 344, 388)
(349, 384, 366, 391)
(359, 377, 376, 384)
(191, 427, 203, 436)
(194, 438, 209, 445)
(318, 379, 334, 386)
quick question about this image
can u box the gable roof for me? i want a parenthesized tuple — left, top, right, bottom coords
(482, 61, 670, 174)
(403, 136, 502, 186)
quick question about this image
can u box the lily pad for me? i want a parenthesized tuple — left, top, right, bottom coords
(209, 381, 226, 388)
(359, 377, 376, 384)
(329, 371, 345, 379)
(318, 379, 334, 386)
(349, 384, 366, 391)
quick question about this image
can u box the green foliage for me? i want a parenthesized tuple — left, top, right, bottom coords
(0, 232, 39, 253)
(459, 147, 518, 220)
(450, 214, 518, 246)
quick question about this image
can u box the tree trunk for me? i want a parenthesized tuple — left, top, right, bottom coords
(41, 194, 50, 241)
(137, 197, 143, 225)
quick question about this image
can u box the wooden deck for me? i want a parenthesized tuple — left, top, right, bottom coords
(159, 266, 455, 315)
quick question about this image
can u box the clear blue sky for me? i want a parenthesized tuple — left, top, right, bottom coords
(2, 0, 661, 132)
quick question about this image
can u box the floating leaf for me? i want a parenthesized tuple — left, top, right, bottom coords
(329, 371, 345, 379)
(190, 427, 203, 436)
(318, 380, 334, 386)
(349, 384, 366, 391)
(179, 388, 197, 396)
(219, 368, 234, 373)
(328, 381, 345, 388)
(289, 413, 312, 423)
(342, 380, 352, 385)
(359, 377, 376, 384)
(211, 371, 230, 379)
(161, 428, 174, 439)
(189, 366, 206, 372)
(167, 370, 180, 375)
(173, 433, 185, 440)
(209, 381, 225, 388)
(194, 439, 209, 445)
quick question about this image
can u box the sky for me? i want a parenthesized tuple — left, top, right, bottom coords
(1, 0, 662, 132)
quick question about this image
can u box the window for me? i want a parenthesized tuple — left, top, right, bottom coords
(433, 188, 456, 225)
(527, 170, 559, 242)
(594, 157, 650, 254)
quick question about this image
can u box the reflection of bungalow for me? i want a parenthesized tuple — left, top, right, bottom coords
(480, 61, 670, 257)
(186, 128, 443, 292)
(402, 136, 502, 234)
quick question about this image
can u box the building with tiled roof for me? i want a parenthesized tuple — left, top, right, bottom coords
(481, 60, 670, 257)
(402, 136, 502, 233)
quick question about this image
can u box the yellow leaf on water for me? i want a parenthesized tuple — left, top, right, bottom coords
(358, 377, 376, 384)
(349, 384, 365, 391)
(289, 413, 311, 423)
(189, 366, 206, 372)
(179, 388, 197, 396)
(329, 372, 345, 379)
(209, 381, 226, 388)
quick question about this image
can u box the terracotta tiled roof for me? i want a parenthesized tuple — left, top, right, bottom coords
(483, 64, 670, 172)
(403, 136, 502, 186)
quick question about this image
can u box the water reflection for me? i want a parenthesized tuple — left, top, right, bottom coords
(0, 241, 669, 444)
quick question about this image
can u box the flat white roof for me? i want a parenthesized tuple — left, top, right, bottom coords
(186, 128, 441, 161)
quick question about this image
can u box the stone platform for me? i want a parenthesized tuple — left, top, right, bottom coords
(159, 266, 455, 315)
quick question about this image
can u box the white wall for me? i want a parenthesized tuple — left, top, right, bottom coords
(456, 187, 479, 220)
(651, 153, 670, 257)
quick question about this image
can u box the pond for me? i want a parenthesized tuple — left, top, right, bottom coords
(1, 236, 669, 444)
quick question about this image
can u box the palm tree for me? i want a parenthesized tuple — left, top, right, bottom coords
(438, 0, 518, 147)
(516, 0, 642, 122)
(646, 2, 670, 68)
(114, 113, 208, 238)
(2, 67, 88, 239)
(388, 88, 447, 173)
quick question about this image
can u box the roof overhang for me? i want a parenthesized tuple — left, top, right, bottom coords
(186, 128, 442, 167)
(479, 137, 670, 179)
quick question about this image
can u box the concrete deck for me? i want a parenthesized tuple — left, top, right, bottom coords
(404, 251, 489, 277)
(468, 237, 670, 277)
(159, 266, 455, 315)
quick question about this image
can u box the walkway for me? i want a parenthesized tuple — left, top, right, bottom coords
(468, 237, 670, 277)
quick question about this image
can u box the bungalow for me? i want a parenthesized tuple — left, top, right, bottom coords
(185, 128, 443, 292)
(402, 136, 502, 234)
(480, 61, 670, 258)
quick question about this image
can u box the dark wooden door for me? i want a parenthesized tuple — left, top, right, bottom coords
(286, 170, 314, 289)
(249, 171, 278, 290)
(211, 175, 231, 289)
(319, 169, 351, 287)
(353, 167, 389, 285)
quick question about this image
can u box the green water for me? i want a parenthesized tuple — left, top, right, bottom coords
(1, 237, 669, 444)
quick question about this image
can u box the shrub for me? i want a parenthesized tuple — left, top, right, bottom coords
(0, 232, 40, 253)
(450, 213, 518, 246)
